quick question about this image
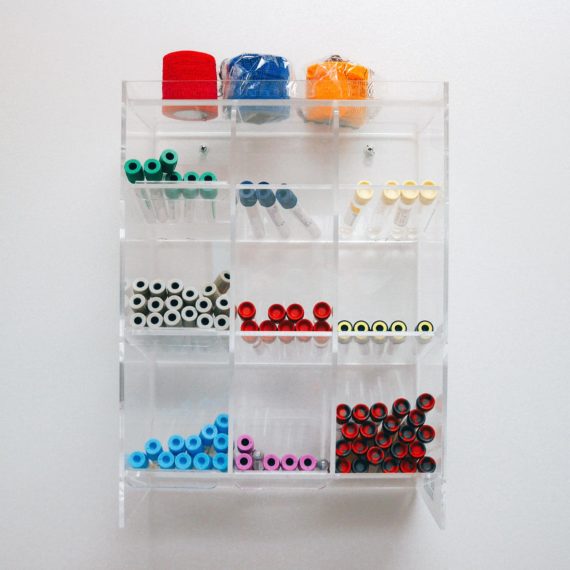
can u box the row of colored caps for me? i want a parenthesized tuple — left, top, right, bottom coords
(131, 272, 231, 297)
(238, 182, 297, 210)
(336, 455, 436, 474)
(129, 450, 229, 471)
(337, 320, 434, 335)
(336, 395, 436, 424)
(237, 301, 332, 322)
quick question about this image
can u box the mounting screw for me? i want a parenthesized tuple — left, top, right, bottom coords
(365, 144, 375, 156)
(200, 144, 208, 155)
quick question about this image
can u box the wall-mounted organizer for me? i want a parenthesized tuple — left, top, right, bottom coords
(120, 81, 448, 527)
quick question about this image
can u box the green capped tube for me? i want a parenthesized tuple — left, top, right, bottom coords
(144, 159, 167, 222)
(159, 149, 178, 174)
(199, 171, 218, 200)
(124, 159, 144, 183)
(143, 158, 163, 181)
(183, 171, 200, 221)
(164, 172, 182, 222)
(124, 159, 154, 223)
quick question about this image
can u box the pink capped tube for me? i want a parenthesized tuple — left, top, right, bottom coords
(281, 454, 299, 471)
(235, 453, 253, 471)
(236, 434, 254, 454)
(263, 454, 280, 471)
(299, 454, 317, 471)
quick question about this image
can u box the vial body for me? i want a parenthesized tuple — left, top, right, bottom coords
(246, 205, 266, 238)
(292, 204, 321, 238)
(265, 203, 290, 238)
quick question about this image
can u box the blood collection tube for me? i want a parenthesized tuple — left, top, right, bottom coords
(214, 270, 231, 294)
(416, 320, 434, 343)
(391, 180, 419, 240)
(295, 318, 313, 342)
(214, 314, 230, 331)
(127, 451, 149, 470)
(183, 171, 199, 222)
(392, 398, 411, 419)
(313, 321, 332, 347)
(406, 409, 426, 429)
(236, 434, 254, 454)
(165, 295, 183, 312)
(409, 441, 426, 460)
(278, 319, 295, 344)
(164, 310, 182, 327)
(237, 301, 256, 321)
(167, 434, 186, 455)
(286, 303, 304, 322)
(182, 286, 199, 306)
(374, 431, 393, 450)
(371, 320, 388, 344)
(201, 283, 219, 303)
(417, 456, 437, 473)
(340, 181, 374, 238)
(399, 456, 418, 473)
(359, 421, 376, 440)
(367, 180, 400, 240)
(340, 423, 359, 441)
(336, 403, 352, 424)
(337, 320, 353, 344)
(397, 424, 416, 444)
(412, 180, 439, 239)
(281, 454, 299, 471)
(352, 458, 369, 473)
(147, 297, 164, 313)
(196, 313, 214, 329)
(353, 320, 370, 344)
(370, 402, 388, 423)
(132, 278, 150, 297)
(144, 438, 163, 461)
(256, 183, 290, 238)
(417, 425, 436, 444)
(214, 295, 230, 316)
(275, 187, 321, 239)
(389, 320, 407, 344)
(147, 313, 164, 329)
(366, 447, 384, 470)
(390, 441, 408, 460)
(416, 393, 436, 413)
(143, 158, 167, 223)
(381, 456, 400, 473)
(163, 172, 182, 221)
(181, 306, 197, 327)
(157, 451, 175, 470)
(336, 457, 352, 474)
(351, 438, 368, 456)
(235, 454, 253, 471)
(149, 279, 167, 299)
(195, 297, 213, 315)
(174, 453, 192, 470)
(336, 440, 351, 458)
(299, 455, 317, 471)
(268, 303, 286, 323)
(382, 415, 400, 435)
(313, 301, 332, 321)
(351, 403, 370, 424)
(239, 182, 265, 238)
(129, 313, 146, 329)
(263, 454, 280, 471)
(259, 319, 277, 343)
(128, 294, 148, 314)
(124, 159, 155, 223)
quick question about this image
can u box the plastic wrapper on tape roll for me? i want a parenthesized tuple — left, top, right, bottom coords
(220, 53, 291, 124)
(304, 55, 373, 128)
(162, 51, 218, 121)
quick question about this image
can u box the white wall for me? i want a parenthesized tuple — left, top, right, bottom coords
(1, 1, 569, 568)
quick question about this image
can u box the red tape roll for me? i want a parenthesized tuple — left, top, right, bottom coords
(162, 51, 218, 121)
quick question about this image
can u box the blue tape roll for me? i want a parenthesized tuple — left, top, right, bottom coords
(200, 424, 218, 447)
(186, 435, 203, 456)
(214, 412, 229, 434)
(127, 451, 149, 469)
(193, 452, 212, 470)
(168, 434, 186, 455)
(213, 433, 229, 453)
(213, 453, 228, 472)
(174, 452, 193, 470)
(144, 438, 163, 461)
(157, 451, 176, 469)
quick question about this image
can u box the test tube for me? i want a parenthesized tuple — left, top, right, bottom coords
(340, 181, 374, 238)
(275, 187, 321, 239)
(202, 283, 220, 302)
(353, 320, 370, 344)
(256, 183, 290, 239)
(182, 287, 199, 306)
(214, 314, 230, 331)
(164, 310, 181, 327)
(183, 171, 199, 222)
(166, 279, 184, 296)
(239, 182, 265, 238)
(147, 297, 165, 314)
(416, 320, 434, 343)
(337, 320, 352, 344)
(389, 320, 407, 344)
(391, 180, 419, 240)
(159, 149, 178, 174)
(132, 278, 150, 297)
(147, 312, 164, 329)
(195, 297, 213, 314)
(128, 294, 148, 314)
(414, 180, 439, 238)
(129, 313, 147, 329)
(143, 159, 167, 223)
(197, 313, 214, 329)
(214, 270, 231, 294)
(165, 295, 183, 312)
(124, 159, 154, 223)
(181, 306, 197, 327)
(164, 172, 182, 221)
(214, 295, 230, 316)
(367, 181, 400, 240)
(371, 320, 388, 344)
(199, 171, 218, 221)
(149, 280, 167, 299)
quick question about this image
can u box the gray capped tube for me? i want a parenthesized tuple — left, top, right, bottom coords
(214, 271, 231, 294)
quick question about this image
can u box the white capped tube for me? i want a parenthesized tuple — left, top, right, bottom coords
(239, 183, 265, 238)
(166, 279, 184, 296)
(197, 313, 214, 329)
(214, 271, 231, 294)
(149, 279, 167, 299)
(128, 294, 148, 314)
(214, 314, 230, 331)
(147, 312, 164, 329)
(256, 184, 290, 239)
(195, 296, 213, 314)
(215, 294, 230, 316)
(367, 181, 400, 240)
(129, 313, 147, 329)
(275, 187, 321, 239)
(340, 181, 374, 238)
(164, 310, 182, 327)
(147, 297, 165, 314)
(391, 181, 419, 241)
(182, 287, 199, 306)
(202, 282, 220, 302)
(165, 295, 183, 312)
(181, 306, 198, 327)
(132, 278, 150, 297)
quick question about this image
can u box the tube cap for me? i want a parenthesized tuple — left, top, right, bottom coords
(213, 433, 229, 453)
(143, 159, 163, 181)
(401, 180, 419, 205)
(336, 404, 352, 424)
(417, 425, 436, 444)
(237, 301, 256, 320)
(174, 452, 192, 470)
(167, 434, 186, 455)
(281, 454, 299, 471)
(159, 149, 178, 174)
(127, 451, 149, 470)
(199, 171, 218, 199)
(352, 457, 369, 473)
(366, 447, 384, 466)
(213, 453, 228, 472)
(164, 171, 183, 199)
(239, 187, 257, 207)
(185, 435, 203, 456)
(336, 440, 351, 458)
(370, 402, 388, 423)
(157, 451, 175, 469)
(275, 187, 298, 209)
(352, 403, 370, 423)
(420, 180, 438, 205)
(409, 441, 426, 459)
(313, 301, 332, 321)
(417, 393, 436, 412)
(200, 424, 218, 447)
(144, 438, 163, 461)
(418, 456, 437, 473)
(263, 454, 280, 471)
(299, 454, 317, 471)
(407, 409, 426, 428)
(392, 398, 411, 419)
(183, 171, 199, 199)
(341, 422, 359, 440)
(398, 424, 416, 443)
(268, 303, 286, 322)
(286, 303, 304, 322)
(124, 159, 144, 183)
(354, 181, 374, 206)
(194, 452, 212, 470)
(256, 183, 276, 207)
(382, 180, 400, 204)
(236, 434, 254, 454)
(336, 457, 352, 474)
(399, 456, 418, 473)
(215, 413, 229, 434)
(235, 453, 253, 471)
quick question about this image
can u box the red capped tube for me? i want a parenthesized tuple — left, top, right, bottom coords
(351, 438, 368, 456)
(406, 409, 426, 429)
(359, 420, 376, 439)
(370, 402, 388, 423)
(397, 424, 416, 444)
(390, 441, 408, 460)
(351, 403, 370, 424)
(336, 457, 352, 474)
(418, 456, 437, 473)
(392, 397, 411, 419)
(286, 303, 304, 322)
(382, 415, 400, 434)
(313, 320, 332, 347)
(336, 439, 351, 458)
(417, 393, 436, 413)
(409, 441, 426, 459)
(268, 303, 286, 322)
(313, 301, 332, 321)
(374, 431, 393, 450)
(381, 456, 400, 473)
(240, 320, 259, 344)
(259, 319, 277, 343)
(417, 425, 436, 444)
(295, 318, 313, 342)
(366, 446, 384, 466)
(237, 301, 256, 321)
(336, 403, 352, 425)
(341, 422, 359, 441)
(399, 456, 418, 473)
(352, 458, 369, 473)
(278, 319, 295, 344)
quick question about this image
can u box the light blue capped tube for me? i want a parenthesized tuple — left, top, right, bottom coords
(257, 182, 290, 238)
(185, 435, 203, 456)
(200, 424, 218, 447)
(174, 452, 192, 470)
(193, 452, 212, 470)
(213, 433, 229, 453)
(275, 187, 321, 239)
(239, 181, 265, 238)
(168, 434, 186, 455)
(214, 413, 229, 434)
(157, 451, 176, 469)
(127, 451, 149, 469)
(144, 438, 163, 461)
(213, 453, 228, 472)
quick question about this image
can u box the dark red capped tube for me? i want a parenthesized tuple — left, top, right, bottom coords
(417, 425, 436, 444)
(336, 457, 352, 474)
(418, 456, 437, 473)
(352, 404, 370, 424)
(366, 446, 384, 466)
(259, 320, 277, 343)
(398, 424, 416, 444)
(359, 421, 376, 439)
(313, 320, 332, 346)
(295, 318, 313, 342)
(313, 301, 332, 321)
(240, 320, 259, 344)
(237, 301, 256, 321)
(341, 422, 359, 441)
(375, 431, 393, 450)
(392, 398, 411, 419)
(382, 415, 400, 434)
(278, 319, 295, 344)
(381, 456, 400, 473)
(286, 303, 304, 322)
(390, 441, 408, 460)
(409, 441, 426, 459)
(406, 409, 426, 429)
(336, 403, 352, 424)
(351, 438, 368, 456)
(268, 303, 286, 322)
(336, 440, 351, 458)
(416, 393, 436, 413)
(399, 456, 418, 473)
(370, 402, 388, 423)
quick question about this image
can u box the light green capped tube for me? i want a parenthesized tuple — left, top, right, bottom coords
(143, 158, 163, 181)
(160, 149, 178, 174)
(199, 171, 218, 199)
(124, 159, 144, 183)
(183, 171, 199, 221)
(165, 172, 182, 200)
(144, 159, 167, 222)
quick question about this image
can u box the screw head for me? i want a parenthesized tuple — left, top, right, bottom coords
(200, 144, 208, 155)
(365, 144, 375, 156)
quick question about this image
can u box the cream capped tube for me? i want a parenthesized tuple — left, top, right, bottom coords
(367, 181, 400, 240)
(275, 187, 321, 239)
(419, 180, 439, 235)
(391, 180, 419, 241)
(340, 181, 374, 238)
